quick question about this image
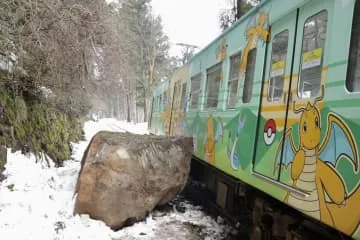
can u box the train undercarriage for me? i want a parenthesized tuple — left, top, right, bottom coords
(185, 157, 351, 240)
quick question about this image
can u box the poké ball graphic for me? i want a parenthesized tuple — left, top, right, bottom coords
(264, 119, 276, 145)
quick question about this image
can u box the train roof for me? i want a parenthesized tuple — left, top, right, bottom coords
(187, 0, 308, 65)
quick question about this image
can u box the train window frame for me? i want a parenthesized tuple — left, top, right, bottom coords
(242, 48, 257, 104)
(159, 94, 163, 112)
(346, 1, 360, 93)
(163, 92, 168, 111)
(205, 62, 222, 109)
(155, 95, 158, 112)
(297, 10, 328, 99)
(180, 82, 187, 112)
(268, 30, 289, 102)
(176, 82, 182, 108)
(190, 73, 201, 110)
(173, 82, 181, 109)
(227, 51, 242, 108)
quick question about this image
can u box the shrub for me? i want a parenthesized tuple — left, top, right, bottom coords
(0, 91, 83, 167)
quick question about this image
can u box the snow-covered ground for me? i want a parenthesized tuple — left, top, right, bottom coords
(0, 118, 232, 240)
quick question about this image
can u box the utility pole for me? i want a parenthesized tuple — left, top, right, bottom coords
(175, 43, 200, 65)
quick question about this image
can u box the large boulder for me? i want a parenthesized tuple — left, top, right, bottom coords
(74, 131, 193, 230)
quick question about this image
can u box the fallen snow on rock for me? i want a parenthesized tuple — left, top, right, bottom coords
(0, 118, 232, 240)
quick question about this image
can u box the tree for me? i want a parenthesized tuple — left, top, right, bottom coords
(0, 0, 123, 164)
(65, 0, 173, 123)
(219, 0, 260, 31)
(117, 0, 172, 122)
(0, 0, 173, 164)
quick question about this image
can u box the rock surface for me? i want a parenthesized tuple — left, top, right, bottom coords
(74, 131, 193, 230)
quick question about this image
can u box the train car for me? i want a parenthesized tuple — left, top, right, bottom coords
(150, 0, 360, 239)
(148, 80, 169, 135)
(167, 65, 189, 136)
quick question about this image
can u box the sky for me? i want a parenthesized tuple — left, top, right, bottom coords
(151, 0, 231, 57)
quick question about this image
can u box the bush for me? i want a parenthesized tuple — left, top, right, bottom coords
(0, 91, 83, 167)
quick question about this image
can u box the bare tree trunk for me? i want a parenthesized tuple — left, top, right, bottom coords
(143, 89, 147, 122)
(126, 94, 131, 123)
(149, 56, 156, 85)
(119, 95, 123, 120)
(236, 0, 242, 20)
(122, 94, 127, 120)
(133, 93, 137, 123)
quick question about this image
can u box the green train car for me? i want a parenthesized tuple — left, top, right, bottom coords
(150, 0, 360, 238)
(149, 80, 169, 135)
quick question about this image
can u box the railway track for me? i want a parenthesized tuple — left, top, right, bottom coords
(180, 179, 252, 240)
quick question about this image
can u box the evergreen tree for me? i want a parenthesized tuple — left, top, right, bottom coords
(219, 0, 260, 31)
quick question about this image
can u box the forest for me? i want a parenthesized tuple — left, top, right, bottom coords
(0, 0, 257, 166)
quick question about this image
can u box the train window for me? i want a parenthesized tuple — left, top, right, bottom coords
(228, 52, 242, 108)
(154, 96, 157, 112)
(298, 10, 328, 98)
(242, 48, 257, 103)
(346, 1, 360, 92)
(159, 94, 163, 112)
(163, 93, 168, 110)
(173, 82, 181, 108)
(154, 97, 156, 112)
(177, 83, 182, 108)
(190, 74, 201, 109)
(205, 63, 222, 108)
(158, 96, 161, 112)
(181, 83, 187, 112)
(268, 30, 289, 102)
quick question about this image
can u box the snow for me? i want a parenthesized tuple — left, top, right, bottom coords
(0, 118, 232, 240)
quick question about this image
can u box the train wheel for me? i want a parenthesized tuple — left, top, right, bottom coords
(250, 198, 273, 240)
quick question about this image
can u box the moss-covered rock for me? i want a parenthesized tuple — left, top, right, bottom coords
(0, 90, 84, 167)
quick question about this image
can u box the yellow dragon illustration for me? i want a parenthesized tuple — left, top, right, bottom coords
(275, 87, 360, 235)
(240, 13, 269, 74)
(217, 39, 227, 62)
(204, 115, 224, 166)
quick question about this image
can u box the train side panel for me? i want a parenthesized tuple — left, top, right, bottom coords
(149, 81, 169, 135)
(151, 0, 360, 238)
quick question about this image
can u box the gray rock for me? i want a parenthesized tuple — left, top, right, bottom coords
(74, 131, 193, 230)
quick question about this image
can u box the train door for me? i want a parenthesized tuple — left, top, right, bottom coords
(252, 10, 298, 181)
(278, 2, 331, 191)
(253, 1, 332, 196)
